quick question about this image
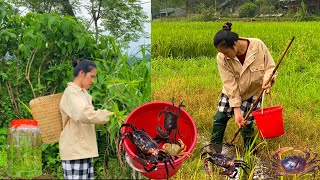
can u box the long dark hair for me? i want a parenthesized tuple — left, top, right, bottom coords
(213, 22, 239, 48)
(72, 59, 96, 77)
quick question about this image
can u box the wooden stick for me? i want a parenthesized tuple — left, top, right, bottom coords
(229, 36, 295, 145)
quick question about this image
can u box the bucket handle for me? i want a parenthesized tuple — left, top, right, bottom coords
(261, 91, 273, 114)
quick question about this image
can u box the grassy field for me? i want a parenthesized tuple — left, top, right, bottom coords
(152, 21, 320, 60)
(151, 21, 320, 179)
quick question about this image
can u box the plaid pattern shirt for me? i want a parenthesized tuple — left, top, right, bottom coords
(218, 93, 262, 124)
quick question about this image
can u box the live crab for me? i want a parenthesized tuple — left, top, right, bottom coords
(201, 143, 249, 178)
(161, 139, 190, 159)
(269, 147, 320, 178)
(156, 97, 185, 144)
(118, 123, 175, 177)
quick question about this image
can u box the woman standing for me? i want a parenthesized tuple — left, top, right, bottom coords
(59, 59, 114, 179)
(211, 22, 276, 152)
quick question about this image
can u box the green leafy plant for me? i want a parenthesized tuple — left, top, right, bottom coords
(0, 127, 7, 169)
(91, 44, 150, 178)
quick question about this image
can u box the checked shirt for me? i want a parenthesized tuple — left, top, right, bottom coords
(218, 93, 262, 124)
(62, 158, 94, 179)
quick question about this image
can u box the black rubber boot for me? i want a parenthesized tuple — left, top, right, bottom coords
(210, 111, 231, 152)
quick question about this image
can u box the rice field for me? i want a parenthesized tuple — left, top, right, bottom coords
(152, 21, 320, 60)
(151, 21, 320, 179)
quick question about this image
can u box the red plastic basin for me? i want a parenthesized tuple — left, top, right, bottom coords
(122, 101, 197, 179)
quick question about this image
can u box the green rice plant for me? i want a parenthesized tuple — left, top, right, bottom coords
(152, 21, 218, 58)
(152, 21, 320, 61)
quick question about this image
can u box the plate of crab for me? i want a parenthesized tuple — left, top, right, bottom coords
(118, 98, 197, 179)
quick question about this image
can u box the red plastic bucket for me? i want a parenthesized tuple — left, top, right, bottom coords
(252, 106, 284, 138)
(122, 101, 197, 179)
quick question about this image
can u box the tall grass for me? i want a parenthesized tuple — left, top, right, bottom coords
(152, 21, 320, 60)
(151, 21, 320, 180)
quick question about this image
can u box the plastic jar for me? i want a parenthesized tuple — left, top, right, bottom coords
(7, 119, 42, 178)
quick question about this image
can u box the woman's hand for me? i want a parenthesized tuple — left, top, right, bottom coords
(234, 107, 246, 128)
(262, 76, 275, 94)
(262, 83, 271, 94)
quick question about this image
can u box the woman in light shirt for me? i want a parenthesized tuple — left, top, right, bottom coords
(59, 59, 114, 179)
(210, 22, 276, 153)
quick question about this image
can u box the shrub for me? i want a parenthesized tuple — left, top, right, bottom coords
(239, 2, 259, 17)
(259, 5, 276, 14)
(198, 3, 217, 21)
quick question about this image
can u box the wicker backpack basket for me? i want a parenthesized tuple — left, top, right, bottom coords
(29, 94, 63, 144)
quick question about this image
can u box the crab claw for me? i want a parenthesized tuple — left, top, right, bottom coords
(156, 125, 170, 138)
(203, 158, 212, 177)
(201, 151, 212, 159)
(293, 149, 311, 160)
(118, 138, 124, 154)
(221, 169, 238, 178)
(273, 147, 294, 160)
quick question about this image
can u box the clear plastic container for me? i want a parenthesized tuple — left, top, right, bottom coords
(7, 119, 42, 178)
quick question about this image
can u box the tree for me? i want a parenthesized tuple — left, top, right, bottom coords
(255, 0, 267, 9)
(295, 1, 309, 20)
(198, 3, 216, 21)
(239, 2, 259, 17)
(94, 0, 148, 45)
(151, 0, 160, 14)
(151, 0, 185, 15)
(8, 0, 148, 46)
(8, 0, 80, 16)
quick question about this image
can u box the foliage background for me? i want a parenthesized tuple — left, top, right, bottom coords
(0, 1, 150, 179)
(8, 0, 148, 46)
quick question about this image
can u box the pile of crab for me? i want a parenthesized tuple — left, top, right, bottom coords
(118, 99, 190, 177)
(118, 98, 320, 179)
(201, 145, 320, 179)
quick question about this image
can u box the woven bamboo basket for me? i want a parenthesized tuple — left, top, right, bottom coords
(29, 94, 63, 144)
